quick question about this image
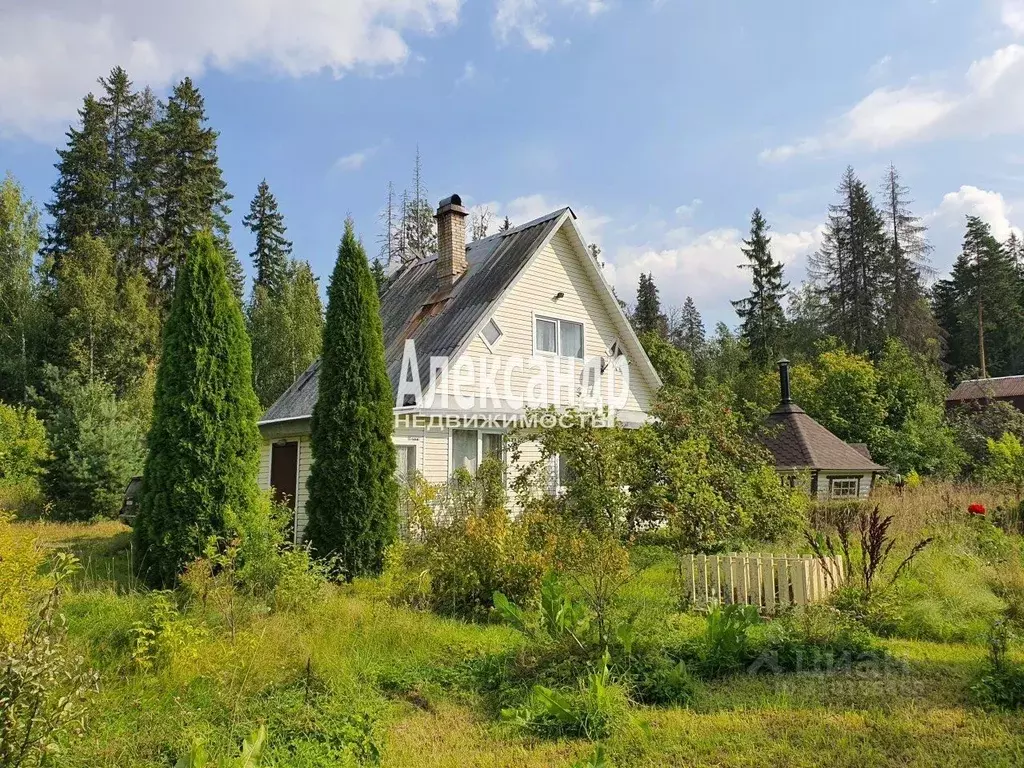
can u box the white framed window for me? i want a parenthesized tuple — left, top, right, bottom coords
(534, 316, 584, 359)
(828, 477, 859, 499)
(451, 429, 505, 475)
(395, 444, 417, 486)
(481, 318, 503, 349)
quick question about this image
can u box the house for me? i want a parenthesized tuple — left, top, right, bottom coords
(759, 359, 885, 500)
(946, 375, 1024, 412)
(257, 195, 663, 540)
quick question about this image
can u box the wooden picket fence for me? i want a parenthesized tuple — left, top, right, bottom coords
(680, 553, 844, 611)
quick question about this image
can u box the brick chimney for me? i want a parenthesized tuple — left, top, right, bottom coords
(435, 194, 468, 290)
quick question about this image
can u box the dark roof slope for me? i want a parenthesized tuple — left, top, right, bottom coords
(947, 375, 1024, 402)
(759, 403, 885, 473)
(260, 209, 569, 424)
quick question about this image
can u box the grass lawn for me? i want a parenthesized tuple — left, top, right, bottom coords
(12, 515, 1024, 768)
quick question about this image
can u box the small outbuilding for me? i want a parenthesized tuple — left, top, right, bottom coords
(759, 359, 885, 500)
(946, 375, 1024, 412)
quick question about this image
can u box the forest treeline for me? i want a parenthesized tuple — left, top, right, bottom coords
(2, 66, 1023, 524)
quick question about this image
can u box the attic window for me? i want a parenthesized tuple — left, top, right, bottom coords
(481, 319, 503, 349)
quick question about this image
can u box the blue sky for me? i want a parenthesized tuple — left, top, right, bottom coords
(3, 0, 1024, 328)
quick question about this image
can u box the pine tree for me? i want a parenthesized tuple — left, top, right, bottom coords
(633, 273, 666, 337)
(808, 166, 889, 353)
(673, 296, 706, 359)
(0, 174, 42, 403)
(154, 78, 239, 306)
(135, 232, 261, 585)
(935, 216, 1024, 378)
(732, 208, 788, 366)
(45, 95, 111, 276)
(306, 219, 397, 577)
(880, 165, 936, 352)
(243, 180, 292, 297)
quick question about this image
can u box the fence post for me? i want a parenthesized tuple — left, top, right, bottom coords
(762, 554, 776, 611)
(790, 556, 806, 605)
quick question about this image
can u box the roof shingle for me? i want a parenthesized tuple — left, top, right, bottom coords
(947, 375, 1024, 402)
(759, 403, 885, 473)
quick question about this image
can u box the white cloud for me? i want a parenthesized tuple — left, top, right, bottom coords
(455, 60, 476, 86)
(606, 221, 824, 313)
(869, 54, 892, 79)
(761, 4, 1024, 162)
(335, 148, 373, 172)
(929, 184, 1022, 244)
(674, 198, 702, 218)
(492, 0, 607, 50)
(0, 0, 461, 137)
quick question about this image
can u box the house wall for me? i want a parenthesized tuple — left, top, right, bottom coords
(432, 227, 656, 415)
(814, 472, 875, 501)
(259, 434, 313, 541)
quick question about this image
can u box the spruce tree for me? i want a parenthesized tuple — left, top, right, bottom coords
(633, 273, 666, 337)
(401, 148, 436, 260)
(499, 215, 512, 233)
(305, 219, 397, 578)
(154, 78, 240, 306)
(243, 179, 292, 297)
(808, 166, 889, 353)
(45, 95, 111, 275)
(135, 232, 261, 585)
(732, 208, 788, 366)
(98, 66, 142, 265)
(880, 165, 937, 352)
(673, 296, 705, 357)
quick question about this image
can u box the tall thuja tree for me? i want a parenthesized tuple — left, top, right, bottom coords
(808, 166, 889, 353)
(733, 208, 788, 366)
(154, 78, 242, 306)
(880, 165, 937, 352)
(135, 232, 261, 585)
(306, 219, 396, 578)
(935, 216, 1024, 378)
(243, 179, 292, 296)
(0, 174, 42, 403)
(633, 273, 666, 337)
(45, 95, 111, 276)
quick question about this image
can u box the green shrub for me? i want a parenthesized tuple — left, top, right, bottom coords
(0, 552, 99, 768)
(751, 605, 883, 674)
(697, 603, 761, 677)
(0, 402, 48, 515)
(501, 654, 626, 740)
(378, 540, 431, 610)
(973, 620, 1024, 709)
(129, 591, 208, 672)
(175, 726, 267, 768)
(39, 372, 144, 521)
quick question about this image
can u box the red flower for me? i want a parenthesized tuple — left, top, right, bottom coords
(968, 503, 987, 516)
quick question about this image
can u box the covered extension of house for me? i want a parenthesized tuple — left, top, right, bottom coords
(946, 375, 1024, 412)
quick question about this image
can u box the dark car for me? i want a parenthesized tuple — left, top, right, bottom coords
(119, 476, 143, 525)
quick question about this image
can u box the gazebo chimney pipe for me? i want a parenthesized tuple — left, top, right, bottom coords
(778, 358, 792, 404)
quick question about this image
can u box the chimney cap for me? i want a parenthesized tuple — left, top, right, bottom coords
(436, 194, 468, 217)
(777, 357, 791, 366)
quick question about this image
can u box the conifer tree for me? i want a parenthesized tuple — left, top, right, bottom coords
(401, 148, 436, 260)
(808, 166, 889, 353)
(306, 219, 397, 578)
(732, 208, 788, 366)
(880, 165, 937, 352)
(243, 179, 292, 297)
(935, 216, 1024, 378)
(633, 273, 666, 337)
(283, 261, 323, 382)
(154, 78, 240, 306)
(673, 296, 706, 357)
(377, 181, 401, 268)
(499, 215, 512, 233)
(135, 232, 261, 585)
(45, 95, 111, 275)
(97, 66, 143, 266)
(247, 284, 293, 409)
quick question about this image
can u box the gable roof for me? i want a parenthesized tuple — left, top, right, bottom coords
(261, 207, 661, 425)
(759, 402, 885, 473)
(947, 375, 1024, 403)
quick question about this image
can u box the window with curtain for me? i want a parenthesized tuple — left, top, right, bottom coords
(452, 429, 479, 474)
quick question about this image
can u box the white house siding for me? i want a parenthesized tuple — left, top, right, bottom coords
(432, 227, 656, 415)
